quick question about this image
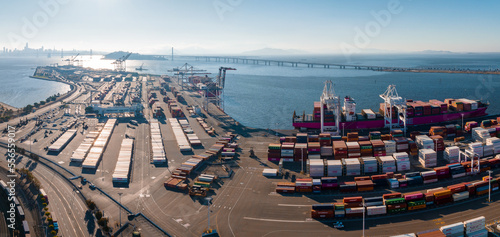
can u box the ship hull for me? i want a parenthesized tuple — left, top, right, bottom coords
(293, 107, 488, 130)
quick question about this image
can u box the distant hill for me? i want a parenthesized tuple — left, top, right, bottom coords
(240, 48, 309, 55)
(103, 51, 167, 60)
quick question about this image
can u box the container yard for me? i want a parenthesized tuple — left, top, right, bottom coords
(47, 129, 77, 152)
(168, 118, 192, 152)
(71, 131, 100, 162)
(150, 120, 167, 164)
(112, 138, 133, 183)
(82, 119, 116, 169)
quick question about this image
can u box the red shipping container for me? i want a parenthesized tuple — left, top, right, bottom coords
(343, 196, 363, 203)
(383, 192, 402, 199)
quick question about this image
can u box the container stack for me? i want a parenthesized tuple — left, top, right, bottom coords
(280, 142, 295, 162)
(448, 163, 466, 178)
(371, 140, 386, 156)
(387, 178, 400, 189)
(430, 135, 445, 152)
(439, 222, 465, 237)
(358, 141, 373, 157)
(419, 149, 437, 168)
(112, 138, 134, 183)
(383, 194, 406, 214)
(296, 133, 308, 143)
(472, 127, 490, 143)
(393, 152, 411, 172)
(311, 204, 334, 219)
(369, 131, 381, 140)
(378, 156, 396, 173)
(384, 140, 396, 156)
(394, 137, 409, 153)
(467, 142, 484, 158)
(483, 144, 494, 157)
(308, 142, 321, 160)
(321, 177, 338, 190)
(433, 189, 453, 205)
(294, 143, 308, 162)
(444, 146, 460, 163)
(343, 197, 364, 218)
(355, 179, 374, 192)
(312, 179, 322, 193)
(421, 171, 438, 184)
(404, 192, 426, 211)
(416, 135, 435, 150)
(307, 160, 325, 178)
(486, 137, 500, 154)
(295, 178, 313, 192)
(364, 196, 383, 207)
(434, 166, 451, 179)
(321, 146, 333, 159)
(360, 157, 378, 174)
(347, 132, 359, 142)
(346, 142, 361, 158)
(268, 143, 281, 162)
(342, 158, 361, 176)
(319, 133, 331, 146)
(326, 160, 343, 177)
(339, 181, 357, 193)
(366, 205, 387, 216)
(334, 203, 345, 218)
(464, 216, 487, 237)
(333, 141, 347, 160)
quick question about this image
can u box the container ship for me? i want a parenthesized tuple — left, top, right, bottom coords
(293, 83, 488, 131)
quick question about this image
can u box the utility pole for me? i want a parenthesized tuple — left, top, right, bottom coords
(118, 193, 123, 227)
(487, 170, 492, 202)
(362, 199, 365, 237)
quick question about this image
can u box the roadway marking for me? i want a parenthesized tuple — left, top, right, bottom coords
(278, 204, 311, 207)
(243, 217, 313, 223)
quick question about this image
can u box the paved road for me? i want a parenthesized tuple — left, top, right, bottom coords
(0, 147, 96, 237)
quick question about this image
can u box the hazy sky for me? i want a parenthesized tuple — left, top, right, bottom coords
(1, 0, 499, 54)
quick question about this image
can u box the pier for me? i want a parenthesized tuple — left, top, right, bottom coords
(177, 55, 500, 75)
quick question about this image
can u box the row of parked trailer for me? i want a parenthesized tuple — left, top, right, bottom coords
(112, 139, 134, 183)
(0, 179, 31, 236)
(168, 118, 192, 152)
(70, 131, 100, 162)
(391, 216, 488, 237)
(310, 175, 499, 221)
(178, 118, 202, 146)
(151, 120, 167, 164)
(82, 119, 117, 169)
(47, 129, 77, 152)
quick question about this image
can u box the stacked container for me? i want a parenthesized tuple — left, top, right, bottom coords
(112, 139, 134, 183)
(319, 133, 331, 146)
(464, 216, 486, 237)
(387, 178, 400, 189)
(404, 192, 426, 211)
(384, 140, 396, 156)
(486, 137, 500, 154)
(268, 143, 281, 162)
(394, 137, 409, 153)
(416, 135, 435, 150)
(472, 127, 490, 143)
(356, 179, 374, 192)
(307, 160, 325, 178)
(295, 178, 313, 192)
(294, 143, 307, 162)
(311, 204, 334, 219)
(448, 163, 466, 178)
(346, 142, 361, 158)
(320, 146, 333, 159)
(444, 146, 460, 163)
(393, 152, 411, 172)
(439, 222, 465, 237)
(326, 160, 343, 177)
(366, 205, 387, 216)
(483, 144, 494, 157)
(334, 203, 345, 218)
(369, 131, 381, 140)
(383, 194, 406, 214)
(342, 158, 361, 176)
(378, 156, 396, 173)
(364, 196, 383, 207)
(347, 132, 359, 142)
(281, 142, 295, 162)
(360, 157, 378, 174)
(419, 149, 437, 168)
(343, 197, 364, 218)
(359, 141, 373, 157)
(371, 140, 386, 156)
(308, 142, 321, 159)
(467, 142, 484, 158)
(321, 177, 338, 190)
(430, 135, 445, 152)
(421, 171, 438, 184)
(333, 141, 347, 160)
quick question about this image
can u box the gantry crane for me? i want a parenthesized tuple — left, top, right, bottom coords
(112, 52, 132, 71)
(203, 67, 236, 112)
(63, 53, 80, 66)
(380, 85, 407, 134)
(168, 63, 211, 89)
(320, 80, 341, 134)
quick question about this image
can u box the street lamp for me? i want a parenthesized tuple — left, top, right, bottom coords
(362, 199, 365, 237)
(118, 193, 123, 227)
(487, 171, 493, 203)
(205, 197, 213, 233)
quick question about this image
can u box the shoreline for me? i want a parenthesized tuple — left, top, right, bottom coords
(382, 69, 500, 75)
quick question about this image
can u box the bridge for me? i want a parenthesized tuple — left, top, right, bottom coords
(175, 55, 500, 74)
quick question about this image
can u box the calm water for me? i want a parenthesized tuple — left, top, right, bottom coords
(1, 54, 500, 129)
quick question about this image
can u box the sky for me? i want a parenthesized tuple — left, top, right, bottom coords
(1, 0, 500, 55)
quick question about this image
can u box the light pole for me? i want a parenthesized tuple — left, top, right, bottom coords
(362, 199, 365, 237)
(118, 193, 123, 227)
(461, 113, 464, 133)
(487, 171, 492, 202)
(205, 197, 213, 233)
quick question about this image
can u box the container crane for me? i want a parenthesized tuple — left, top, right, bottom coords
(63, 53, 80, 66)
(112, 52, 132, 71)
(320, 80, 341, 134)
(168, 63, 210, 89)
(211, 67, 235, 111)
(380, 85, 407, 134)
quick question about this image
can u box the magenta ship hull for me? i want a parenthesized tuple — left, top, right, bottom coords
(293, 107, 488, 130)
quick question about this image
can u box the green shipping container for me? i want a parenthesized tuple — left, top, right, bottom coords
(407, 200, 426, 207)
(385, 198, 405, 205)
(387, 208, 406, 214)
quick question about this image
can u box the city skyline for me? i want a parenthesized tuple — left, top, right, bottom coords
(1, 1, 500, 55)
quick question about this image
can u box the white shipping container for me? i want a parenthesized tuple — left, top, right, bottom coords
(465, 229, 487, 237)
